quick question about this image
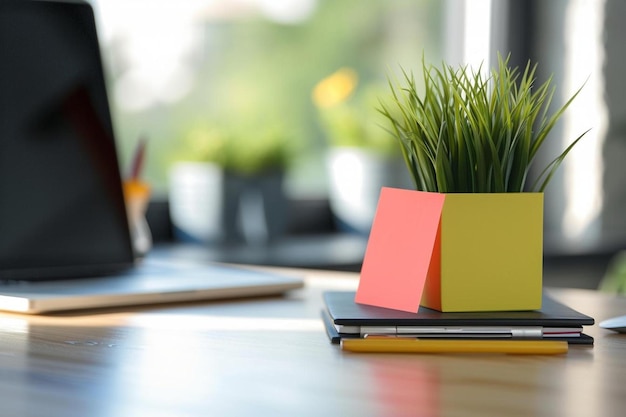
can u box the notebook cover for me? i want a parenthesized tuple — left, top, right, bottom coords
(324, 291, 595, 327)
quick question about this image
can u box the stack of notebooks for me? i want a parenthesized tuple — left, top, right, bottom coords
(322, 291, 595, 345)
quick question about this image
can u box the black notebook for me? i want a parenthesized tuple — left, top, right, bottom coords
(323, 291, 595, 345)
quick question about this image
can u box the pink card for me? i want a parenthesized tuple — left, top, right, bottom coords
(355, 187, 445, 313)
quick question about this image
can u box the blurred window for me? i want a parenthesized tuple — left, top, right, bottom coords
(90, 0, 445, 198)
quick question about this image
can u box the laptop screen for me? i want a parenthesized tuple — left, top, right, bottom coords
(0, 0, 135, 280)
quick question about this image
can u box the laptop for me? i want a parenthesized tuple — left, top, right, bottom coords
(0, 0, 303, 313)
(323, 291, 595, 345)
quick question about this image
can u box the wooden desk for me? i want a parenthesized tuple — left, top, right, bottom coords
(1, 267, 625, 417)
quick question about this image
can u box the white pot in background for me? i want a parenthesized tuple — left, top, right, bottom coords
(326, 147, 411, 235)
(169, 162, 288, 245)
(169, 162, 225, 243)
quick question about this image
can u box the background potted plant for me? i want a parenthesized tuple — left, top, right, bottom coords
(356, 54, 588, 312)
(313, 67, 411, 235)
(168, 123, 293, 246)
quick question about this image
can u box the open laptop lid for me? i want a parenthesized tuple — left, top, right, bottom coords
(0, 0, 136, 280)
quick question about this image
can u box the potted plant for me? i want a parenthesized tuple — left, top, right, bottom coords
(355, 55, 588, 312)
(313, 68, 410, 234)
(169, 123, 293, 246)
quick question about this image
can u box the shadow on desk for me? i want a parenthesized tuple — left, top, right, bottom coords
(147, 196, 367, 271)
(151, 234, 367, 272)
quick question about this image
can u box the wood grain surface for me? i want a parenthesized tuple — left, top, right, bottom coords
(1, 267, 625, 417)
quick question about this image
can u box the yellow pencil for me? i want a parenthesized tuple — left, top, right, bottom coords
(340, 338, 568, 355)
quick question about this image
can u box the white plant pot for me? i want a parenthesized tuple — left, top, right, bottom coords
(169, 162, 288, 245)
(169, 162, 225, 243)
(326, 147, 410, 235)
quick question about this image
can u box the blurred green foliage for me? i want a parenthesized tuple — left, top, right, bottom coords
(315, 80, 399, 155)
(175, 122, 294, 176)
(109, 0, 443, 193)
(599, 251, 626, 294)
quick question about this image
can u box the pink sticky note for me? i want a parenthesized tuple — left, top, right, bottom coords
(355, 187, 445, 313)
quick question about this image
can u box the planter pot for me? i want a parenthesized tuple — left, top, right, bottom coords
(326, 147, 410, 235)
(169, 162, 226, 244)
(168, 162, 288, 246)
(224, 171, 288, 245)
(356, 187, 544, 312)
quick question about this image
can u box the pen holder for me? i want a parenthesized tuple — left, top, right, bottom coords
(123, 179, 153, 257)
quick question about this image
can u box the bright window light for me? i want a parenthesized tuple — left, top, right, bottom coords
(562, 0, 606, 245)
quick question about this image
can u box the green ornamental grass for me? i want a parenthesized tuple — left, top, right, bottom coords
(379, 55, 589, 193)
